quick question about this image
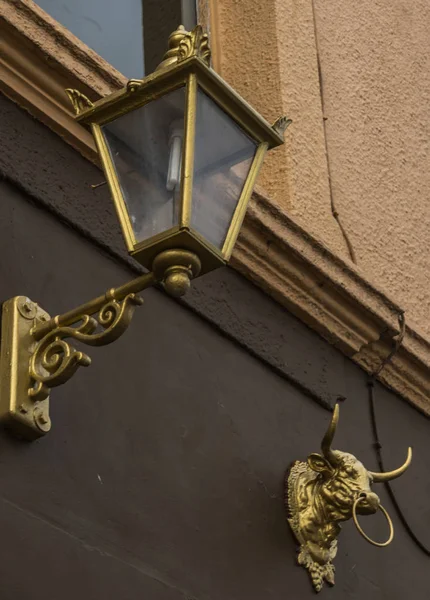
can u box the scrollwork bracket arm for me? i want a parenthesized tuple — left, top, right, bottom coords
(0, 249, 201, 439)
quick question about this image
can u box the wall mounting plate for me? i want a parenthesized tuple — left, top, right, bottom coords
(0, 296, 51, 440)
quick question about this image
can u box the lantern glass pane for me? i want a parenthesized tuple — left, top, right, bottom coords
(102, 86, 185, 244)
(192, 88, 258, 249)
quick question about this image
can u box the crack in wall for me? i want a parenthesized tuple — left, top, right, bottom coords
(311, 0, 358, 265)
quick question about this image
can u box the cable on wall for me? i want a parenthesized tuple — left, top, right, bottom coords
(368, 312, 430, 556)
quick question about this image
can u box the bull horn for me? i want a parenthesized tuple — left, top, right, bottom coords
(321, 403, 340, 466)
(369, 447, 412, 483)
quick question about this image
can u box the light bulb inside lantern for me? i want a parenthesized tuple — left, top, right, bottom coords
(166, 120, 183, 192)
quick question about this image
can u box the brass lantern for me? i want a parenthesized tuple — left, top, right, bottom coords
(67, 25, 288, 276)
(0, 25, 290, 441)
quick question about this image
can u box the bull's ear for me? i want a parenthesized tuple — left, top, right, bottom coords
(307, 453, 335, 476)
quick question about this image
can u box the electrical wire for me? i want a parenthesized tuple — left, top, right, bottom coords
(368, 312, 430, 556)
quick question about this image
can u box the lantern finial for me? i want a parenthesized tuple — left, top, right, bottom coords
(156, 25, 211, 71)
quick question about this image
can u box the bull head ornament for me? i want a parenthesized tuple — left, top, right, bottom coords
(285, 404, 412, 592)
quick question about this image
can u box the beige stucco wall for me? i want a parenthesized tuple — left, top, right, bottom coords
(313, 0, 430, 339)
(213, 0, 349, 259)
(214, 0, 430, 342)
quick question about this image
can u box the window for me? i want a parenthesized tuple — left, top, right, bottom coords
(35, 0, 197, 77)
(0, 0, 205, 161)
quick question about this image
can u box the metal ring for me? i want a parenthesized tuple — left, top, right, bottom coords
(352, 496, 394, 547)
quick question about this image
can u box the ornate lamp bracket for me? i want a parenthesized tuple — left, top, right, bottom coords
(0, 250, 200, 440)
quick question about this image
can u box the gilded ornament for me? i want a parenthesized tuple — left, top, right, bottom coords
(272, 116, 292, 138)
(29, 294, 143, 402)
(65, 88, 94, 115)
(177, 25, 211, 66)
(155, 24, 210, 71)
(127, 79, 145, 93)
(128, 25, 211, 90)
(285, 403, 412, 592)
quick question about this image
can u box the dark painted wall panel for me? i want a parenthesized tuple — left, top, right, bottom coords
(0, 497, 185, 600)
(0, 181, 428, 599)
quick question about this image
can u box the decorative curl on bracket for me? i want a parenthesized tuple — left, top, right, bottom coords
(29, 294, 143, 402)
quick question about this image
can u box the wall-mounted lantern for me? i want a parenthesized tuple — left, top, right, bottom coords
(286, 403, 412, 592)
(0, 26, 290, 440)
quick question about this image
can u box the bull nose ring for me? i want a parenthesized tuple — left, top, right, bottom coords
(352, 495, 394, 547)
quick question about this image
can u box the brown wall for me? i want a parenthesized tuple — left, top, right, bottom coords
(0, 95, 429, 599)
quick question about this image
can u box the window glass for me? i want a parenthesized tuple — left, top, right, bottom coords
(36, 0, 196, 78)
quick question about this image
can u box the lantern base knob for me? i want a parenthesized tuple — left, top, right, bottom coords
(164, 268, 191, 297)
(152, 249, 201, 298)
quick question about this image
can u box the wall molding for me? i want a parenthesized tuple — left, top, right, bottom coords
(233, 190, 430, 414)
(0, 0, 429, 413)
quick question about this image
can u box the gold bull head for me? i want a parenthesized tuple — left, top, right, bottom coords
(285, 404, 412, 592)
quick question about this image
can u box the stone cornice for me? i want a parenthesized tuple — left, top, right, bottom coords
(0, 0, 428, 413)
(233, 191, 430, 413)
